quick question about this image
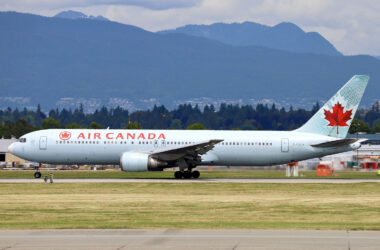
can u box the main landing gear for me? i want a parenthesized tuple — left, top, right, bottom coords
(174, 158, 200, 179)
(174, 170, 200, 179)
(34, 164, 42, 178)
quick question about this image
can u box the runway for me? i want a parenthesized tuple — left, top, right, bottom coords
(1, 178, 380, 183)
(1, 229, 379, 249)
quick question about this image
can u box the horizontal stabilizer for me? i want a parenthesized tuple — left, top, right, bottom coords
(311, 138, 366, 148)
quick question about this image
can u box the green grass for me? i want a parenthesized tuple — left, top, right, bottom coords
(0, 182, 379, 230)
(0, 169, 379, 179)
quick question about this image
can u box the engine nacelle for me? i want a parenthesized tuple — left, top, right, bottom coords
(120, 151, 167, 172)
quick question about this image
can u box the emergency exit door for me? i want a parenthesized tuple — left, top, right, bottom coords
(281, 138, 289, 152)
(39, 136, 47, 150)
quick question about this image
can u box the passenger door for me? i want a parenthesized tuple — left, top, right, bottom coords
(39, 136, 47, 150)
(281, 138, 289, 152)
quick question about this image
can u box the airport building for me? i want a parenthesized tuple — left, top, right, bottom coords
(0, 139, 26, 167)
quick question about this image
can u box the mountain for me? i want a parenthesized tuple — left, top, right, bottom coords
(159, 22, 342, 56)
(54, 10, 108, 21)
(0, 11, 379, 111)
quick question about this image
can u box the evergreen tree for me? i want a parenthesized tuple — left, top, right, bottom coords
(125, 121, 142, 129)
(41, 117, 61, 129)
(169, 119, 182, 129)
(89, 122, 103, 129)
(186, 123, 206, 130)
(349, 118, 371, 133)
(66, 122, 82, 129)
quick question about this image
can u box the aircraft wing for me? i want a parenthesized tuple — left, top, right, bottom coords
(311, 138, 367, 148)
(145, 139, 223, 162)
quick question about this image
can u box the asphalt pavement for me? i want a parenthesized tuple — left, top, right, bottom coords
(0, 178, 380, 183)
(0, 229, 379, 249)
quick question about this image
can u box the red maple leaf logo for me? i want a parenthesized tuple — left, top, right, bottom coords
(324, 102, 352, 135)
(59, 131, 71, 140)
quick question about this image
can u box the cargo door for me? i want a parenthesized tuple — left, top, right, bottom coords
(281, 138, 289, 152)
(39, 136, 47, 150)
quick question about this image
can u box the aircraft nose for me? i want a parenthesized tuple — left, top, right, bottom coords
(8, 143, 15, 154)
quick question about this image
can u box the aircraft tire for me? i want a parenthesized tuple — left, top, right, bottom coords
(192, 170, 200, 179)
(34, 172, 41, 178)
(174, 171, 183, 179)
(183, 171, 192, 179)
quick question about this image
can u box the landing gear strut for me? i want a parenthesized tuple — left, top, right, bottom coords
(34, 164, 42, 178)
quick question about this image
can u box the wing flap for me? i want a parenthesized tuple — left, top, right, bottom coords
(146, 139, 223, 161)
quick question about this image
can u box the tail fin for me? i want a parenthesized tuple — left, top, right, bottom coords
(296, 75, 369, 138)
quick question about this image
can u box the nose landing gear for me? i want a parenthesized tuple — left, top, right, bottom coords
(34, 164, 42, 178)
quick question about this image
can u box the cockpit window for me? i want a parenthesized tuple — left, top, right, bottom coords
(19, 138, 26, 143)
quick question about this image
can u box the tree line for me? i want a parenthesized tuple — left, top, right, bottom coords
(0, 102, 379, 139)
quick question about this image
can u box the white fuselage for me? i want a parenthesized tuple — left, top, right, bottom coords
(8, 129, 359, 166)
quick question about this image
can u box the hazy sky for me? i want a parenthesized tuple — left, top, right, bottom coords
(1, 0, 380, 55)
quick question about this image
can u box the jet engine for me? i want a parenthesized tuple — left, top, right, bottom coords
(120, 151, 167, 172)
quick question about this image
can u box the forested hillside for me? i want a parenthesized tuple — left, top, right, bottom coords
(0, 102, 379, 138)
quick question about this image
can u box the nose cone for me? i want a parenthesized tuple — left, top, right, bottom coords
(8, 142, 15, 154)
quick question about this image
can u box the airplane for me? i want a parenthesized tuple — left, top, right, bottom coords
(8, 75, 369, 179)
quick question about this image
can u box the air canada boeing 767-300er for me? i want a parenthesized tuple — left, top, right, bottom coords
(8, 75, 369, 179)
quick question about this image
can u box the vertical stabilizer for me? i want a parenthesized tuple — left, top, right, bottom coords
(296, 75, 369, 138)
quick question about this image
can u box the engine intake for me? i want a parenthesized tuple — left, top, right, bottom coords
(120, 151, 167, 172)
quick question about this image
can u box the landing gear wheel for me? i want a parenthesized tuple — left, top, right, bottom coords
(192, 170, 200, 179)
(174, 171, 183, 179)
(183, 171, 192, 179)
(34, 172, 41, 178)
